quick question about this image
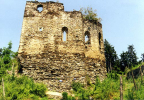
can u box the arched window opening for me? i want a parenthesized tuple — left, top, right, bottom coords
(63, 31, 66, 41)
(62, 27, 68, 41)
(85, 31, 90, 44)
(37, 5, 43, 12)
(85, 35, 88, 42)
(99, 32, 101, 48)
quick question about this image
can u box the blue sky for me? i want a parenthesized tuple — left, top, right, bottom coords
(0, 0, 144, 60)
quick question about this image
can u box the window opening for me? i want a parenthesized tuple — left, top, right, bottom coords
(39, 27, 42, 31)
(85, 35, 88, 42)
(62, 27, 68, 41)
(59, 80, 63, 82)
(37, 5, 43, 12)
(85, 31, 90, 44)
(38, 27, 43, 31)
(99, 32, 101, 48)
(63, 31, 66, 41)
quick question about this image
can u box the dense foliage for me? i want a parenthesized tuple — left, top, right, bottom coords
(61, 69, 144, 99)
(125, 75, 144, 99)
(0, 41, 13, 78)
(104, 39, 120, 73)
(0, 75, 47, 100)
(62, 92, 75, 100)
(64, 75, 120, 100)
(0, 42, 48, 100)
(1, 40, 144, 99)
(120, 45, 138, 71)
(104, 39, 139, 73)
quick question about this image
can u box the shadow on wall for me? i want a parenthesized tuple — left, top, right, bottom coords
(126, 65, 144, 79)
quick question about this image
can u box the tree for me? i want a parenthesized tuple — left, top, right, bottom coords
(0, 41, 13, 66)
(120, 45, 138, 71)
(127, 45, 138, 68)
(0, 48, 2, 56)
(120, 51, 128, 71)
(0, 41, 13, 77)
(141, 53, 144, 62)
(80, 7, 101, 22)
(2, 41, 12, 57)
(104, 39, 120, 73)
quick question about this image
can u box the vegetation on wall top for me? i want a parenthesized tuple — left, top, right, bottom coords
(80, 7, 102, 22)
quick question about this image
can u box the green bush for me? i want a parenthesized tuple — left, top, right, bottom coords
(0, 41, 13, 79)
(0, 42, 48, 99)
(62, 92, 68, 100)
(0, 67, 6, 77)
(62, 92, 76, 100)
(125, 76, 144, 99)
(71, 81, 83, 92)
(31, 82, 47, 97)
(107, 71, 119, 80)
(92, 77, 120, 99)
(3, 54, 11, 64)
(71, 81, 91, 99)
(71, 76, 120, 100)
(2, 75, 47, 99)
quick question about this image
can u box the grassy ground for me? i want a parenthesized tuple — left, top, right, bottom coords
(1, 58, 144, 100)
(0, 67, 48, 100)
(67, 63, 144, 100)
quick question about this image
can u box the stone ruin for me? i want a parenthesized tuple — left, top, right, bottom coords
(18, 1, 107, 92)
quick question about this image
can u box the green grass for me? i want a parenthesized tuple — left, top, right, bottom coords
(123, 79, 134, 99)
(62, 63, 144, 100)
(124, 75, 144, 99)
(0, 74, 48, 100)
(69, 75, 120, 100)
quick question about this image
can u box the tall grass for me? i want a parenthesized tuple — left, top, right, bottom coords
(92, 76, 120, 99)
(70, 74, 120, 100)
(125, 75, 144, 99)
(0, 75, 47, 100)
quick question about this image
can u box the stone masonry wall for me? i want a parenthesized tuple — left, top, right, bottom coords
(18, 1, 107, 92)
(19, 51, 106, 92)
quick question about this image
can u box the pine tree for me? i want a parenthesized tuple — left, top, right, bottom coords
(127, 45, 138, 68)
(120, 45, 138, 71)
(104, 39, 120, 73)
(120, 51, 128, 71)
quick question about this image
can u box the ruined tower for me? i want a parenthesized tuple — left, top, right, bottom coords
(18, 1, 107, 92)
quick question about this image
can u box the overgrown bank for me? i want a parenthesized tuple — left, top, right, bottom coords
(0, 42, 48, 100)
(62, 66, 144, 100)
(1, 41, 144, 100)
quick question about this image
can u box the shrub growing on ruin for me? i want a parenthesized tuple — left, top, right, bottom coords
(80, 7, 102, 22)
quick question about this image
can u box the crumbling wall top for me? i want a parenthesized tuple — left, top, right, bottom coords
(26, 1, 63, 5)
(83, 19, 102, 28)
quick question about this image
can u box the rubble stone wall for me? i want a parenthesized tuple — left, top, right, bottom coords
(18, 1, 107, 92)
